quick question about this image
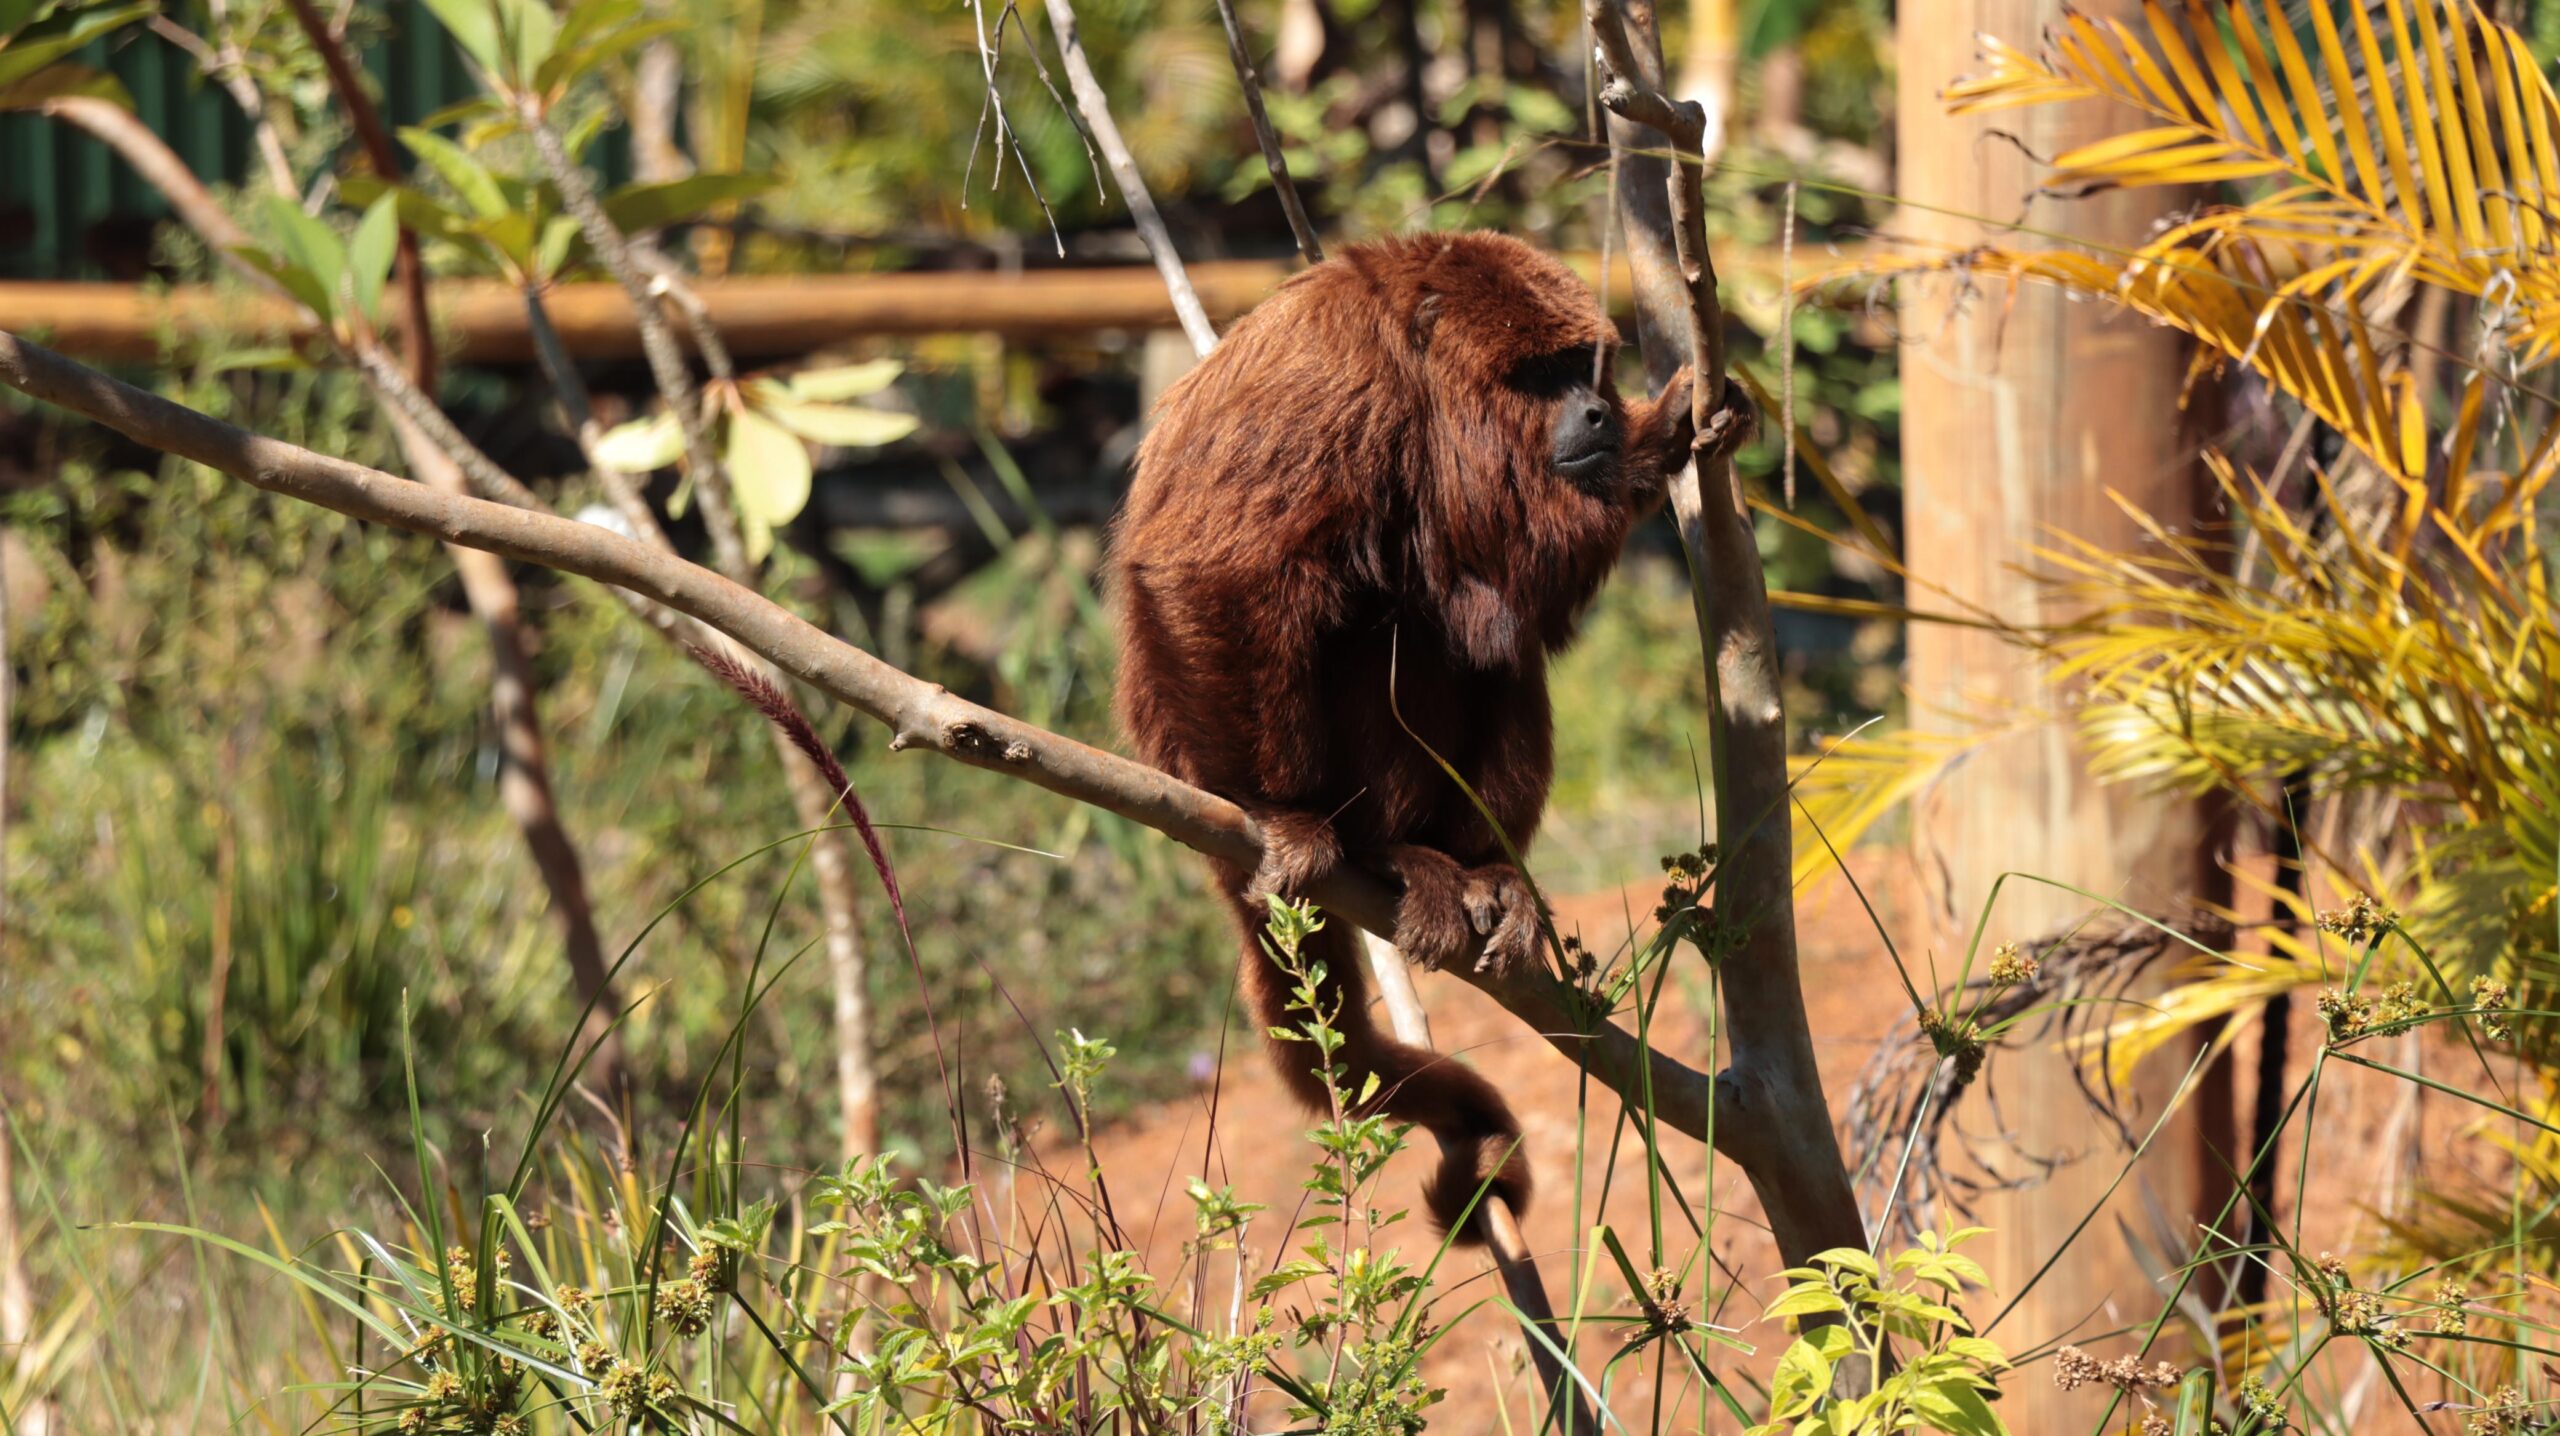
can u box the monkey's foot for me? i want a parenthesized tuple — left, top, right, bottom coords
(1244, 807, 1341, 903)
(1694, 384, 1760, 464)
(1386, 848, 1546, 975)
(1460, 864, 1545, 976)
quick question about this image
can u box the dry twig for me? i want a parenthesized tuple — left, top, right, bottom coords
(1040, 0, 1221, 357)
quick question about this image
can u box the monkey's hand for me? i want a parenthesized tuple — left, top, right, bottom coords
(1387, 848, 1548, 976)
(1243, 807, 1342, 903)
(1693, 382, 1759, 465)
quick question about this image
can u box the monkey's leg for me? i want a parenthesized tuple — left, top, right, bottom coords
(1240, 805, 1342, 903)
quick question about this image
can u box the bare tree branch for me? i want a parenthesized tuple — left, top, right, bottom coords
(1040, 0, 1221, 357)
(384, 408, 628, 1092)
(521, 103, 753, 578)
(1585, 0, 1866, 1273)
(0, 326, 1745, 1166)
(1360, 933, 1595, 1435)
(146, 13, 298, 199)
(1211, 0, 1323, 266)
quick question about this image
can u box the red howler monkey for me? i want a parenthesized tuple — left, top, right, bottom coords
(1110, 231, 1753, 1242)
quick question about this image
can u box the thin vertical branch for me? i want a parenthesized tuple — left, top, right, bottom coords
(521, 104, 751, 579)
(1780, 179, 1797, 509)
(385, 409, 630, 1093)
(517, 107, 880, 1157)
(1360, 934, 1595, 1435)
(1585, 0, 1867, 1280)
(1040, 0, 1222, 357)
(146, 13, 298, 200)
(277, 0, 434, 392)
(244, 11, 631, 1089)
(1211, 0, 1323, 265)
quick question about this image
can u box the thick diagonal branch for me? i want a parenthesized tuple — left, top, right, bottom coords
(0, 327, 1746, 1165)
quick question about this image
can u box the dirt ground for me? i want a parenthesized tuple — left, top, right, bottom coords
(1031, 846, 2502, 1432)
(1051, 852, 1928, 1430)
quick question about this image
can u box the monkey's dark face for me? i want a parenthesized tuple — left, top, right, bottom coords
(1492, 339, 1693, 508)
(1512, 346, 1631, 495)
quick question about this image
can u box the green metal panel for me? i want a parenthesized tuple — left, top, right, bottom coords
(0, 1, 637, 280)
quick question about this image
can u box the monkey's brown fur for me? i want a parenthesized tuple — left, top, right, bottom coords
(1111, 231, 1744, 1242)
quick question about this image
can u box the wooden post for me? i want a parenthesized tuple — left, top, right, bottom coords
(1897, 1, 2218, 1414)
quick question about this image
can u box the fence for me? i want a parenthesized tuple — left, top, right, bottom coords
(0, 2, 630, 279)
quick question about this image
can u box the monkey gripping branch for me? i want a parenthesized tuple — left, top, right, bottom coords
(1, 307, 1852, 1256)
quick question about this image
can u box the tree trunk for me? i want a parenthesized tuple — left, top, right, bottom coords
(1898, 2, 2218, 1415)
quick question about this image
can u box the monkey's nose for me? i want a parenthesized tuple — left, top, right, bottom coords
(1581, 402, 1609, 430)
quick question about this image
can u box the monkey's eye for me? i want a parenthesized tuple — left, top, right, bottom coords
(1512, 345, 1607, 394)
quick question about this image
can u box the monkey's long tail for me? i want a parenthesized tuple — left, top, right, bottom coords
(1220, 880, 1530, 1246)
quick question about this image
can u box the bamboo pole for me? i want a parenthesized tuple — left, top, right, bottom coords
(0, 246, 1860, 363)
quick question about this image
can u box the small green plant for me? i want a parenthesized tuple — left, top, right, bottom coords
(1747, 1226, 2010, 1436)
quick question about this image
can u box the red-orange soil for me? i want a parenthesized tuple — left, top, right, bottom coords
(1047, 852, 1926, 1429)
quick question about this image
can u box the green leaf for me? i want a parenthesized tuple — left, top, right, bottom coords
(0, 0, 147, 88)
(600, 171, 780, 233)
(1943, 1334, 2010, 1368)
(534, 214, 582, 282)
(1810, 1247, 1881, 1279)
(417, 0, 503, 75)
(724, 407, 811, 564)
(202, 346, 311, 373)
(1909, 1378, 2006, 1436)
(471, 209, 539, 274)
(1765, 1337, 1833, 1421)
(335, 177, 476, 248)
(759, 398, 917, 450)
(262, 197, 346, 316)
(399, 126, 508, 219)
(414, 93, 502, 134)
(546, 0, 640, 61)
(0, 0, 48, 38)
(347, 192, 401, 324)
(784, 358, 905, 402)
(2173, 1368, 2213, 1436)
(561, 105, 610, 162)
(592, 412, 684, 472)
(501, 0, 556, 85)
(0, 60, 127, 110)
(1762, 1285, 1849, 1321)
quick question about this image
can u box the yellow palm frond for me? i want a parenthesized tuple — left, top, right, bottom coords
(1809, 0, 2560, 480)
(1788, 726, 1985, 889)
